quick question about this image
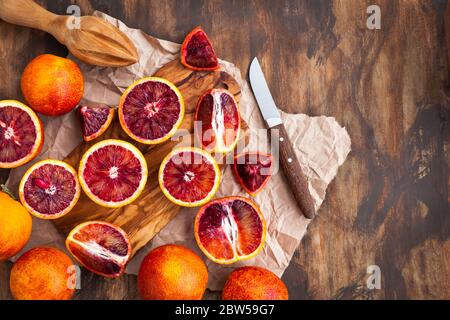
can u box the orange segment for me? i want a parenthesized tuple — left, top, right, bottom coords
(78, 105, 114, 142)
(181, 26, 220, 71)
(233, 152, 273, 196)
(66, 221, 131, 278)
(159, 147, 221, 207)
(194, 196, 266, 264)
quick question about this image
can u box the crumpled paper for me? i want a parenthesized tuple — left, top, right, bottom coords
(7, 12, 351, 291)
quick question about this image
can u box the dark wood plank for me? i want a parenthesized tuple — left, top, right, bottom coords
(280, 0, 450, 300)
(0, 0, 448, 300)
(73, 267, 139, 300)
(0, 261, 13, 300)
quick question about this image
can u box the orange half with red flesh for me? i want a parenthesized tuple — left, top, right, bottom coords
(66, 221, 132, 278)
(195, 89, 240, 154)
(19, 160, 80, 220)
(118, 77, 184, 145)
(159, 147, 221, 207)
(194, 196, 266, 264)
(0, 100, 44, 169)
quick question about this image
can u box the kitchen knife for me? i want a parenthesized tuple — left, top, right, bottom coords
(249, 57, 315, 219)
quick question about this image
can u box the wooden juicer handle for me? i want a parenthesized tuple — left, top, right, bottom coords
(0, 0, 67, 43)
(0, 0, 139, 67)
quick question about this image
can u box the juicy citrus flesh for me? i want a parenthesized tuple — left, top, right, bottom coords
(138, 244, 208, 300)
(9, 247, 75, 300)
(159, 147, 220, 207)
(195, 197, 266, 264)
(195, 89, 240, 153)
(119, 77, 184, 145)
(19, 160, 80, 219)
(0, 100, 43, 169)
(181, 26, 219, 71)
(222, 266, 289, 300)
(78, 105, 114, 141)
(0, 192, 32, 261)
(233, 152, 273, 196)
(66, 221, 131, 278)
(79, 139, 148, 208)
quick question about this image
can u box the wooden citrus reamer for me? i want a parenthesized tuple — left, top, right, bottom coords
(0, 0, 139, 67)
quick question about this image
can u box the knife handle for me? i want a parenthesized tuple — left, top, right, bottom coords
(270, 123, 316, 219)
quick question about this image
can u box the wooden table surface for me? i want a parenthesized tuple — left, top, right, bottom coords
(1, 0, 449, 300)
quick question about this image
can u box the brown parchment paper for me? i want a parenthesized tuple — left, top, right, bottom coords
(7, 12, 351, 291)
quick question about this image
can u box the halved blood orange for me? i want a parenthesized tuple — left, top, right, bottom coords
(233, 152, 273, 196)
(194, 196, 266, 264)
(19, 160, 80, 219)
(159, 147, 220, 207)
(118, 77, 184, 145)
(181, 26, 219, 71)
(66, 221, 131, 278)
(78, 104, 114, 142)
(0, 100, 44, 168)
(79, 139, 148, 208)
(195, 89, 240, 153)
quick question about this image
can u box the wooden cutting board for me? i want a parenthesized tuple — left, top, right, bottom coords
(52, 60, 247, 256)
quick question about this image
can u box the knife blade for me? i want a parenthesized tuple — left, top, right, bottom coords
(249, 57, 316, 219)
(249, 58, 283, 128)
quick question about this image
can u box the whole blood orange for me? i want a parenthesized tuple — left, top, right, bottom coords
(159, 147, 221, 207)
(0, 100, 44, 169)
(19, 160, 80, 219)
(194, 197, 266, 264)
(66, 221, 131, 278)
(78, 139, 148, 208)
(138, 244, 208, 300)
(119, 77, 184, 145)
(0, 191, 32, 261)
(222, 266, 288, 300)
(181, 26, 219, 71)
(195, 89, 240, 153)
(21, 54, 84, 116)
(233, 152, 273, 196)
(9, 247, 75, 300)
(78, 105, 114, 142)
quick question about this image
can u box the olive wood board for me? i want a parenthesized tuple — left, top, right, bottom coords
(52, 60, 248, 256)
